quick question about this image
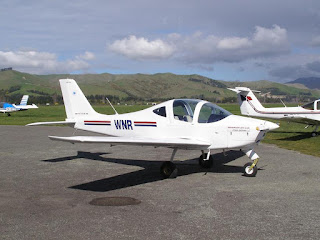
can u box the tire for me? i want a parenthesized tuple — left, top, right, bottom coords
(199, 154, 213, 169)
(160, 161, 177, 178)
(243, 162, 258, 177)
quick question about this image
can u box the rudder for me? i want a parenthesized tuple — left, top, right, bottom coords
(59, 79, 98, 120)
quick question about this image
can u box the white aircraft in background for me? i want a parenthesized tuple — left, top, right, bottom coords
(28, 79, 278, 177)
(229, 87, 320, 136)
(0, 95, 38, 116)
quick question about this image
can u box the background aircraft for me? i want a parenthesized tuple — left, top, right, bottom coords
(229, 87, 320, 136)
(0, 95, 38, 116)
(28, 79, 278, 177)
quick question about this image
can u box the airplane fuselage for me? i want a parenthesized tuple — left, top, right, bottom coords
(73, 99, 277, 150)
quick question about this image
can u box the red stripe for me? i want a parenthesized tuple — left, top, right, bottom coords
(84, 121, 111, 123)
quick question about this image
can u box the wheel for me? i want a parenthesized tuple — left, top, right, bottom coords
(199, 154, 213, 168)
(160, 161, 177, 178)
(312, 132, 317, 137)
(243, 162, 258, 177)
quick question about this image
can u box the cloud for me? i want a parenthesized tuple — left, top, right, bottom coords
(0, 50, 94, 74)
(311, 36, 320, 47)
(306, 61, 320, 72)
(217, 37, 251, 50)
(109, 25, 289, 65)
(269, 59, 320, 81)
(176, 25, 289, 64)
(109, 35, 175, 60)
(77, 51, 95, 61)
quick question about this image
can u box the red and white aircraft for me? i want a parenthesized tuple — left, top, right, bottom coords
(28, 79, 278, 177)
(229, 87, 320, 136)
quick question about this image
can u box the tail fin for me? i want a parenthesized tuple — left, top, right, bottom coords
(20, 95, 29, 106)
(60, 79, 98, 120)
(228, 87, 265, 116)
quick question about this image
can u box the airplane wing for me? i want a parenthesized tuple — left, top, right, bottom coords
(282, 116, 320, 126)
(0, 108, 16, 113)
(48, 135, 211, 150)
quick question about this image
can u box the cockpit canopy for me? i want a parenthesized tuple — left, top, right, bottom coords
(171, 99, 231, 123)
(302, 100, 320, 110)
(0, 102, 13, 108)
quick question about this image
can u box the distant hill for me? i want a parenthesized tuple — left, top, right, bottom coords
(287, 77, 320, 90)
(0, 70, 319, 104)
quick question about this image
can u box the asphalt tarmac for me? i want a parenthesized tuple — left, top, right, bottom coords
(1, 125, 320, 239)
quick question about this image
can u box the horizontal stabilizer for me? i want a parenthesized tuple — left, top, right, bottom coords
(13, 104, 38, 109)
(26, 120, 76, 126)
(48, 135, 210, 149)
(227, 87, 261, 94)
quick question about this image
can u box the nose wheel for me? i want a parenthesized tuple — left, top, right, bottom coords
(243, 161, 258, 177)
(198, 154, 213, 168)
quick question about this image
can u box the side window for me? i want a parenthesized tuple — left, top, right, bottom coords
(198, 103, 231, 123)
(173, 101, 193, 122)
(317, 101, 320, 110)
(153, 106, 166, 117)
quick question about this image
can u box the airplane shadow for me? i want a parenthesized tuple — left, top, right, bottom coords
(43, 150, 247, 192)
(270, 131, 313, 141)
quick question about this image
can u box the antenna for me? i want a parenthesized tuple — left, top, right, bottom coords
(106, 97, 118, 115)
(280, 98, 287, 107)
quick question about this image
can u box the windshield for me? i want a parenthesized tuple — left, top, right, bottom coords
(198, 102, 231, 123)
(302, 102, 314, 110)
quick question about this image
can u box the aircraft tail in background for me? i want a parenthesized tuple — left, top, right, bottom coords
(228, 87, 265, 117)
(19, 95, 29, 106)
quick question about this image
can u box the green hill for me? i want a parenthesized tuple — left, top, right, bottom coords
(0, 70, 319, 104)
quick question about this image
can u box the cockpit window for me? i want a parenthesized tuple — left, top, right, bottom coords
(198, 103, 231, 123)
(302, 102, 314, 110)
(173, 99, 199, 122)
(153, 106, 166, 117)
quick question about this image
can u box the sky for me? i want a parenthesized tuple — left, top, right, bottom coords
(1, 0, 320, 82)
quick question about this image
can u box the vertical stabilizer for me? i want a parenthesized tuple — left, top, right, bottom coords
(20, 95, 29, 106)
(59, 79, 98, 120)
(228, 87, 265, 116)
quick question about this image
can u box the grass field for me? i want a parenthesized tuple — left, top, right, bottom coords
(1, 104, 320, 157)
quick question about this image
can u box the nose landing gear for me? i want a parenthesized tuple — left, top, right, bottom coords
(198, 150, 213, 168)
(243, 149, 260, 177)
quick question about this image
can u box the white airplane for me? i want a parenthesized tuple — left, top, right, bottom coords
(229, 87, 320, 136)
(0, 95, 38, 116)
(28, 79, 279, 177)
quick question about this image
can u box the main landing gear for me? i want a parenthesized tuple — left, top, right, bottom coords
(160, 149, 214, 178)
(160, 148, 178, 178)
(312, 125, 319, 137)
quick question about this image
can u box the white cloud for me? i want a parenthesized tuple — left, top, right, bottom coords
(217, 37, 251, 50)
(0, 50, 94, 74)
(109, 25, 289, 65)
(176, 25, 289, 63)
(77, 51, 95, 60)
(109, 35, 175, 60)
